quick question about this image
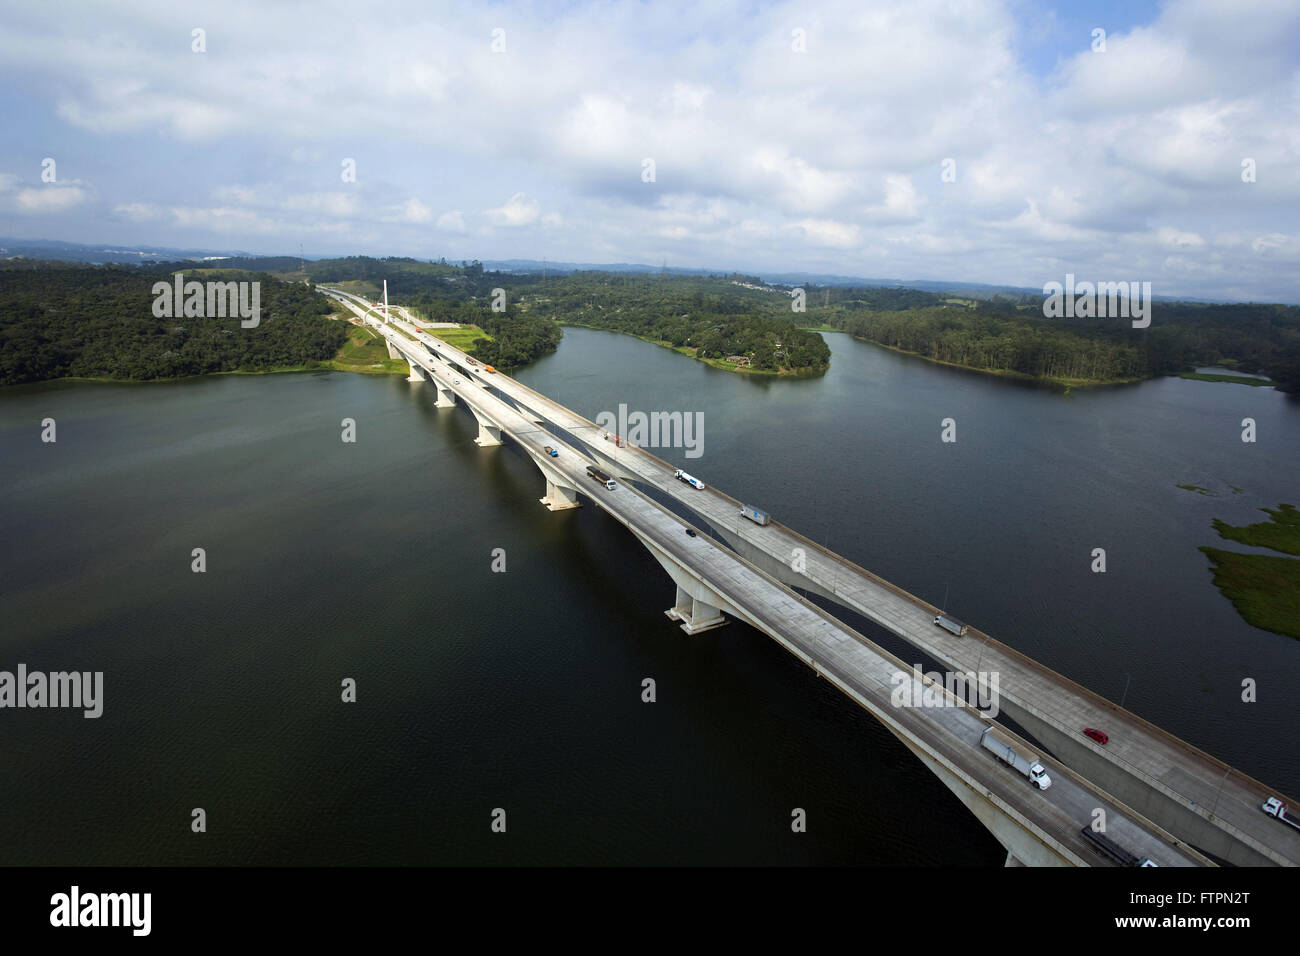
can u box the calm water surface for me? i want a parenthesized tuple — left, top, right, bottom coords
(2, 329, 1297, 864)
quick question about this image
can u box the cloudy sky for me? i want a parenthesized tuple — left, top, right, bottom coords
(1, 0, 1298, 301)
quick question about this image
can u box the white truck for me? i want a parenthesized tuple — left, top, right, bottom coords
(1262, 797, 1300, 831)
(673, 468, 706, 490)
(934, 613, 969, 636)
(980, 726, 1052, 790)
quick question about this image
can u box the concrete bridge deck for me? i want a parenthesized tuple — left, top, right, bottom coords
(318, 287, 1220, 866)
(353, 301, 1297, 867)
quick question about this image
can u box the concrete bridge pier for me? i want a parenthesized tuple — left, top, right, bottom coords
(386, 340, 400, 360)
(469, 408, 504, 447)
(539, 478, 580, 511)
(406, 362, 426, 383)
(666, 584, 727, 635)
(434, 380, 456, 407)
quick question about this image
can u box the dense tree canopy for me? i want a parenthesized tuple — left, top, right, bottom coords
(0, 261, 343, 385)
(819, 290, 1300, 389)
(7, 255, 1296, 390)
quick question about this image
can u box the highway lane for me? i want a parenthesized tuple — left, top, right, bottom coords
(323, 291, 1209, 866)
(350, 297, 1294, 866)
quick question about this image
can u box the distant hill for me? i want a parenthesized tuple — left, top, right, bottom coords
(0, 237, 259, 265)
(0, 240, 1268, 306)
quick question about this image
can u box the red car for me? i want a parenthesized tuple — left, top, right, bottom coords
(1083, 728, 1109, 745)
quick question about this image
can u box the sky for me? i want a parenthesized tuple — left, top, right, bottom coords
(0, 0, 1298, 301)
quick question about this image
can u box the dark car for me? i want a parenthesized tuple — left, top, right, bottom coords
(1083, 727, 1109, 745)
(684, 528, 697, 537)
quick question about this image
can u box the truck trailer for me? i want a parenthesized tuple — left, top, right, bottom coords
(674, 469, 706, 490)
(934, 614, 969, 636)
(740, 504, 770, 526)
(1263, 797, 1300, 831)
(1079, 827, 1155, 866)
(979, 726, 1052, 790)
(586, 465, 617, 491)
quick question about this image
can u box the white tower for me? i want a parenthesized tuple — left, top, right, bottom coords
(382, 279, 389, 321)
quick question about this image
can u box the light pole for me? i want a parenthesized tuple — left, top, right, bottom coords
(1212, 766, 1233, 818)
(1120, 671, 1132, 709)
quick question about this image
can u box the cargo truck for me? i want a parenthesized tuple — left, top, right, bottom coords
(586, 465, 617, 491)
(740, 504, 770, 526)
(1263, 797, 1300, 831)
(934, 614, 969, 636)
(674, 469, 706, 490)
(1079, 827, 1156, 866)
(979, 726, 1052, 790)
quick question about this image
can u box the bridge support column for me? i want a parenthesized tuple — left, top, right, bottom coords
(386, 341, 400, 360)
(469, 408, 503, 447)
(539, 478, 580, 511)
(665, 585, 727, 635)
(406, 362, 426, 383)
(434, 380, 456, 407)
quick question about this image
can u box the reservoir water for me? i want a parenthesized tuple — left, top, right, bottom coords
(2, 328, 1297, 865)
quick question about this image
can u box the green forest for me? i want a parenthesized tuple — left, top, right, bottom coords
(814, 287, 1300, 389)
(299, 258, 828, 373)
(4, 255, 1299, 390)
(0, 261, 344, 386)
(296, 258, 830, 375)
(508, 272, 830, 374)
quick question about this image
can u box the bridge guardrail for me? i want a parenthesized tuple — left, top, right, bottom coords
(402, 315, 1297, 856)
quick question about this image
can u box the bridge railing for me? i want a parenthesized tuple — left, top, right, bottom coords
(412, 323, 1299, 831)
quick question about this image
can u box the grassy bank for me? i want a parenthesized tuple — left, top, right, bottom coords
(1176, 372, 1275, 387)
(1199, 503, 1300, 639)
(423, 324, 492, 352)
(1211, 504, 1300, 556)
(324, 323, 408, 375)
(1198, 548, 1300, 639)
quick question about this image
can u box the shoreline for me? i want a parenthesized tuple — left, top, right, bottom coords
(850, 336, 1150, 389)
(555, 321, 828, 377)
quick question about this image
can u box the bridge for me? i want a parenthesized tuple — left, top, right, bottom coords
(320, 286, 1298, 867)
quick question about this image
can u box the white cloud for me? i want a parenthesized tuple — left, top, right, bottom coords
(486, 192, 542, 227)
(0, 0, 1295, 299)
(436, 210, 466, 231)
(1157, 227, 1207, 248)
(382, 198, 433, 224)
(788, 218, 860, 248)
(16, 185, 87, 212)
